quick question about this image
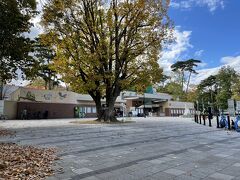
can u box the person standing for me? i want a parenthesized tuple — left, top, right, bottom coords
(22, 109, 27, 120)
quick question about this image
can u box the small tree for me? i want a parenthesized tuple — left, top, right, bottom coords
(171, 59, 201, 93)
(42, 0, 173, 121)
(26, 37, 60, 90)
(197, 75, 218, 112)
(232, 77, 240, 101)
(171, 61, 186, 92)
(185, 59, 201, 93)
(164, 82, 182, 101)
(216, 66, 237, 110)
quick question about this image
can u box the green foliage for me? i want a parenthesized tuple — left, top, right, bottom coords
(216, 90, 231, 110)
(216, 66, 238, 110)
(27, 78, 46, 88)
(196, 66, 239, 111)
(25, 37, 60, 90)
(185, 89, 197, 102)
(0, 0, 37, 99)
(164, 82, 182, 100)
(171, 59, 201, 92)
(197, 75, 217, 112)
(232, 78, 240, 101)
(41, 0, 173, 120)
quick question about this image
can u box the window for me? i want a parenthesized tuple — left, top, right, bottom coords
(80, 107, 86, 113)
(92, 107, 96, 113)
(87, 107, 92, 113)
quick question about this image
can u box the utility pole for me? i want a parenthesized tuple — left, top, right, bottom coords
(144, 93, 146, 118)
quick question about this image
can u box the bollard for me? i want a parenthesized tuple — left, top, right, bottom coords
(227, 115, 231, 130)
(203, 115, 206, 125)
(216, 115, 220, 128)
(209, 116, 212, 127)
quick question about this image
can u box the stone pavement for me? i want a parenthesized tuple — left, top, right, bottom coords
(1, 117, 240, 180)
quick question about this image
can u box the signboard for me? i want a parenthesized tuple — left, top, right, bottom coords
(236, 101, 240, 112)
(0, 100, 4, 115)
(228, 99, 235, 116)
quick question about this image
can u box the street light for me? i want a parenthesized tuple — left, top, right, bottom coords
(144, 93, 146, 118)
(196, 100, 199, 115)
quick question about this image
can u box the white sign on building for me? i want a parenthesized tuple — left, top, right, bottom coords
(236, 101, 240, 112)
(0, 100, 4, 115)
(228, 99, 235, 116)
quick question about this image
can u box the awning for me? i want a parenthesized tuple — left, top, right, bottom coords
(137, 105, 153, 108)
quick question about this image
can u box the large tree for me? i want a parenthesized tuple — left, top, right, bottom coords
(0, 0, 37, 100)
(42, 0, 172, 121)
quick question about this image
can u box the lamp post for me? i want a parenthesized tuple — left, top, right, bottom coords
(121, 92, 126, 117)
(143, 93, 146, 118)
(202, 99, 204, 113)
(196, 100, 199, 115)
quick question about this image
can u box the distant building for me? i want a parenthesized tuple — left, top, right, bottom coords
(123, 91, 194, 117)
(0, 86, 195, 119)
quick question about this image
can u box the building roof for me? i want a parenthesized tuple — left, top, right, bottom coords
(8, 86, 126, 104)
(2, 85, 19, 100)
(122, 91, 172, 101)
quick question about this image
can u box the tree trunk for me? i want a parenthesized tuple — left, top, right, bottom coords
(95, 96, 119, 122)
(95, 97, 102, 120)
(44, 80, 47, 90)
(181, 71, 184, 92)
(186, 71, 192, 93)
(93, 87, 120, 122)
(0, 78, 4, 100)
(103, 97, 118, 122)
(0, 85, 3, 100)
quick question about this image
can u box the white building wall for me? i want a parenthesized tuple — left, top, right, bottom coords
(167, 101, 194, 109)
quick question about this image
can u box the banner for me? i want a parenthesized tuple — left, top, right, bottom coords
(236, 101, 240, 112)
(228, 99, 235, 116)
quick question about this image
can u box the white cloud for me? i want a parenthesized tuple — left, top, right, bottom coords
(193, 67, 219, 84)
(159, 27, 193, 73)
(10, 69, 30, 86)
(25, 0, 44, 39)
(192, 55, 240, 84)
(194, 50, 204, 57)
(170, 0, 225, 12)
(193, 50, 207, 68)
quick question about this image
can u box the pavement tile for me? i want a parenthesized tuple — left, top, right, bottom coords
(208, 172, 235, 180)
(174, 174, 201, 180)
(151, 172, 176, 180)
(149, 159, 165, 164)
(232, 163, 240, 167)
(187, 169, 209, 179)
(164, 168, 185, 176)
(72, 167, 93, 175)
(81, 176, 101, 180)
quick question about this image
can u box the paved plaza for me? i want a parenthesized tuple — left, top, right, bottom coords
(1, 117, 240, 180)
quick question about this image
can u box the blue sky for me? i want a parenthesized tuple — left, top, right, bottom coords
(159, 0, 240, 83)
